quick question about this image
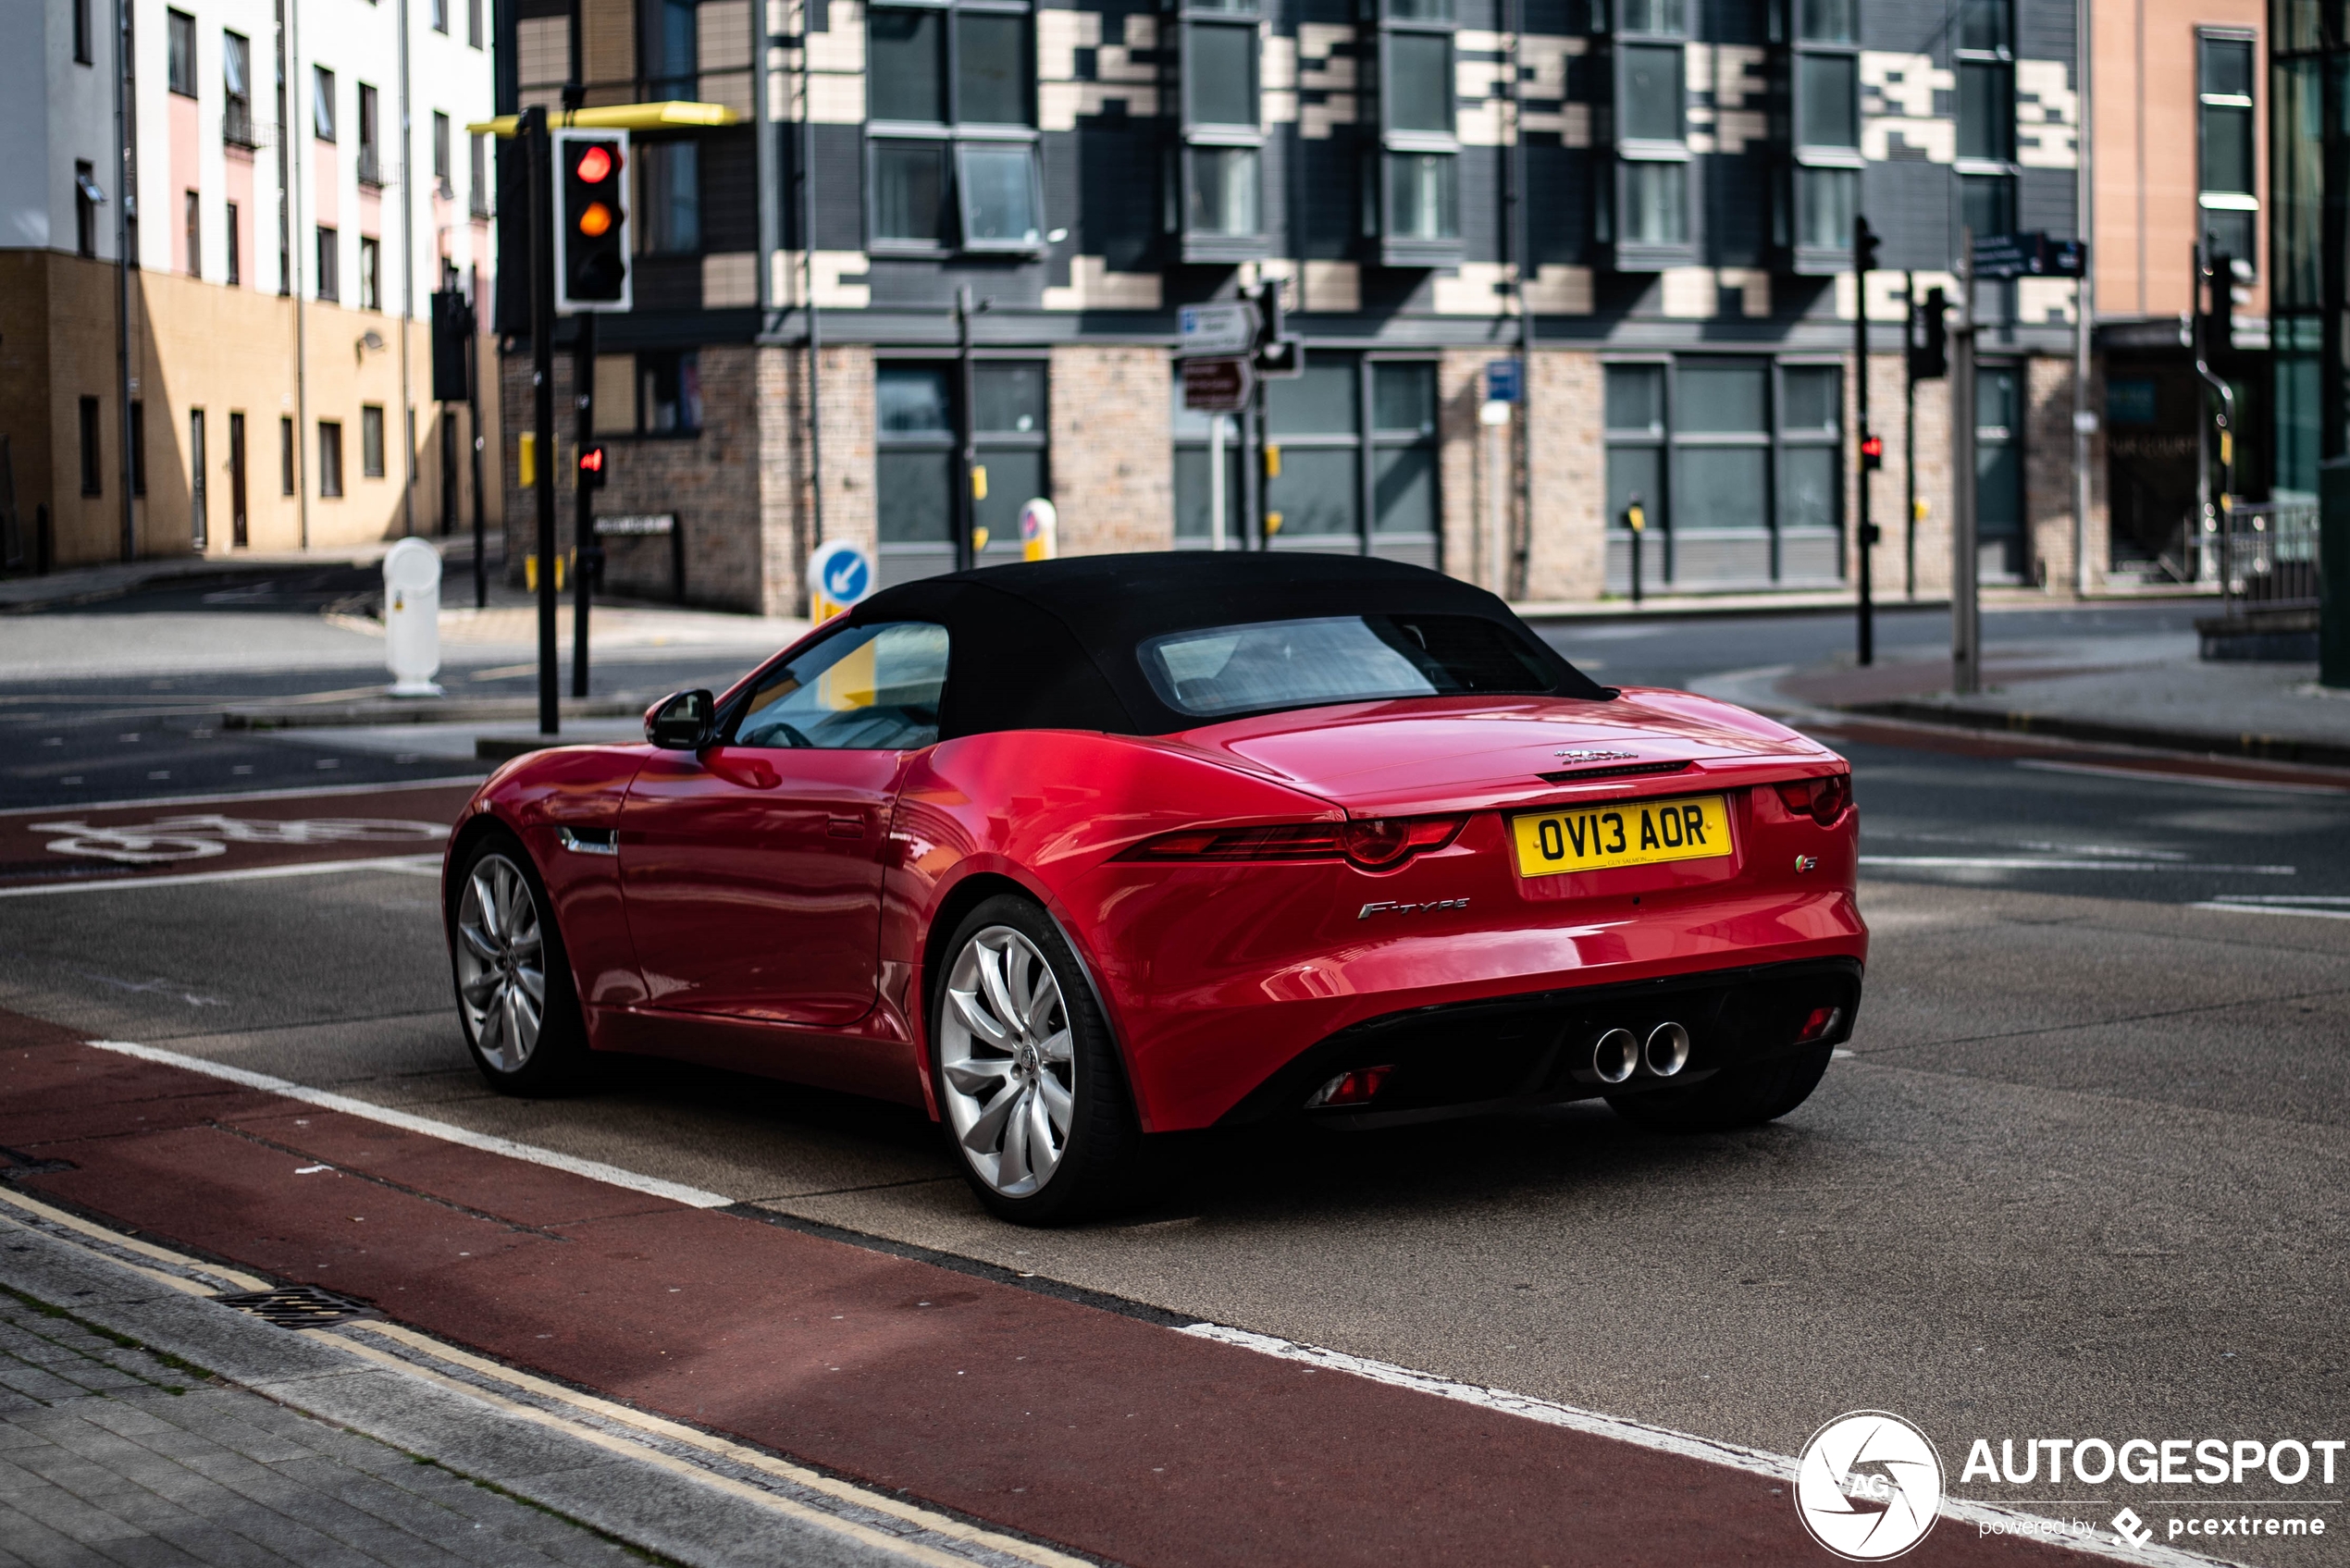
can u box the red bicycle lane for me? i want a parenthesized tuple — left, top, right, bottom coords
(0, 1009, 2115, 1568)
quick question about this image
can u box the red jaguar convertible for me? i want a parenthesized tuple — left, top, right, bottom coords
(442, 553, 1865, 1222)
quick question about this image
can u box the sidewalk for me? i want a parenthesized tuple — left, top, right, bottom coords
(1696, 632, 2350, 768)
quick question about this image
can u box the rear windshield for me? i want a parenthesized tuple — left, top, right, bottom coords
(1137, 613, 1559, 720)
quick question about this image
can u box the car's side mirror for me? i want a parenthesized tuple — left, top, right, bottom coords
(645, 689, 715, 750)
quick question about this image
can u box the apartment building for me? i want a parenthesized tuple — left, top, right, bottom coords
(0, 0, 498, 569)
(495, 0, 2087, 612)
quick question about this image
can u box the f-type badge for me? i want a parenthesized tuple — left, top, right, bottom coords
(1358, 898, 1470, 920)
(1553, 749, 1640, 764)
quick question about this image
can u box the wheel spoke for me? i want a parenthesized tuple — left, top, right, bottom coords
(1036, 1071, 1074, 1135)
(1023, 981, 1060, 1043)
(513, 961, 546, 1005)
(960, 1080, 1020, 1154)
(948, 986, 1013, 1047)
(460, 969, 501, 1006)
(1024, 1092, 1059, 1178)
(1035, 1028, 1073, 1064)
(975, 944, 1022, 1042)
(1004, 942, 1034, 1027)
(998, 1086, 1033, 1186)
(944, 1056, 1011, 1096)
(470, 870, 503, 943)
(457, 920, 500, 964)
(476, 982, 508, 1049)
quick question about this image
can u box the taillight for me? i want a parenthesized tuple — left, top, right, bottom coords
(1796, 1005, 1843, 1043)
(1120, 815, 1466, 870)
(1774, 772, 1852, 826)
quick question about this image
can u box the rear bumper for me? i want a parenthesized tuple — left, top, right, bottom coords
(1213, 956, 1861, 1128)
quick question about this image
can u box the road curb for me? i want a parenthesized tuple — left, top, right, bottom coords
(224, 697, 644, 730)
(1842, 698, 2350, 770)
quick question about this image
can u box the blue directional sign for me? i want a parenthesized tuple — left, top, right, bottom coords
(1485, 359, 1524, 404)
(808, 540, 877, 622)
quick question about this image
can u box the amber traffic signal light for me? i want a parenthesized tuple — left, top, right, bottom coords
(553, 130, 631, 314)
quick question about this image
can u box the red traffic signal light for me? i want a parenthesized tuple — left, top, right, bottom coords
(555, 130, 630, 312)
(575, 144, 614, 184)
(1860, 434, 1884, 471)
(578, 444, 608, 488)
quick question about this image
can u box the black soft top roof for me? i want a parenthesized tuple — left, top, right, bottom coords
(838, 551, 1609, 738)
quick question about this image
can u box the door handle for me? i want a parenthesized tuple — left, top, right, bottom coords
(826, 816, 865, 838)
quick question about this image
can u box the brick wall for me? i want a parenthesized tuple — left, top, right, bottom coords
(2024, 354, 2085, 590)
(1048, 344, 1173, 555)
(812, 343, 877, 568)
(1436, 349, 1488, 586)
(1524, 349, 1604, 602)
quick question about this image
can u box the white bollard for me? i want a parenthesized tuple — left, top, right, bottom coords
(382, 537, 444, 697)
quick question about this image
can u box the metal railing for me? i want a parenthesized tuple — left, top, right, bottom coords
(2218, 499, 2321, 617)
(223, 100, 257, 148)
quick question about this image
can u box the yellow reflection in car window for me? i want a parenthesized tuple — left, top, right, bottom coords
(816, 637, 878, 710)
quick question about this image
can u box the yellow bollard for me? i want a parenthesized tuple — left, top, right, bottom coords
(1264, 444, 1280, 478)
(1266, 511, 1284, 536)
(971, 464, 988, 500)
(519, 432, 538, 488)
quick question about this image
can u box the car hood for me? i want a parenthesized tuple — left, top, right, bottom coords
(1167, 689, 1836, 817)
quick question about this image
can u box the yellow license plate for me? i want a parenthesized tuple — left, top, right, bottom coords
(1511, 795, 1734, 878)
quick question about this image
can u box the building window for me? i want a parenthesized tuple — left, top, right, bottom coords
(2199, 31, 2258, 267)
(184, 191, 202, 278)
(1603, 0, 1691, 266)
(1954, 0, 2015, 236)
(358, 237, 381, 309)
(318, 421, 344, 497)
(867, 3, 1044, 253)
(80, 397, 103, 495)
(1603, 358, 1846, 591)
(469, 0, 483, 49)
(640, 351, 703, 432)
(1960, 173, 2015, 242)
(1255, 358, 1441, 564)
(167, 8, 197, 96)
(75, 162, 101, 256)
(1974, 364, 2023, 578)
(430, 0, 447, 32)
(224, 31, 255, 144)
(1372, 0, 1459, 260)
(75, 0, 93, 64)
(316, 227, 340, 301)
(638, 141, 701, 253)
(1176, 1, 1262, 256)
(432, 111, 451, 192)
(1785, 0, 1861, 269)
(649, 0, 699, 98)
(874, 360, 1046, 583)
(362, 405, 386, 477)
(280, 415, 297, 495)
(313, 67, 336, 141)
(225, 201, 240, 283)
(130, 401, 146, 496)
(470, 132, 491, 217)
(357, 83, 380, 185)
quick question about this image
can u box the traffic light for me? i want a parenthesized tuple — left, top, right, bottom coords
(1853, 215, 1881, 276)
(1252, 279, 1305, 379)
(429, 289, 473, 402)
(1861, 434, 1885, 471)
(2202, 249, 2251, 352)
(554, 130, 630, 314)
(578, 443, 609, 490)
(1909, 288, 1948, 381)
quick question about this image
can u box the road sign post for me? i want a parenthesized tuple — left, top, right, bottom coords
(1953, 230, 1981, 697)
(809, 540, 875, 623)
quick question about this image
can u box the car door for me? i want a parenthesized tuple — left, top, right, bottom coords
(618, 620, 950, 1027)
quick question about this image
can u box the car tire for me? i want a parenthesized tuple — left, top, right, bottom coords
(929, 894, 1144, 1226)
(1604, 1043, 1834, 1133)
(447, 831, 590, 1097)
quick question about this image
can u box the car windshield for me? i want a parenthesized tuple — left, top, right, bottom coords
(1137, 613, 1558, 720)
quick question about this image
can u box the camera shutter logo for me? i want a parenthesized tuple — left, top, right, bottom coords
(1795, 1411, 1945, 1561)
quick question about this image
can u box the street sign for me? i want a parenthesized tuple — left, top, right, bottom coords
(1970, 231, 2087, 280)
(809, 539, 876, 623)
(1182, 355, 1255, 413)
(1484, 359, 1523, 404)
(1179, 302, 1260, 358)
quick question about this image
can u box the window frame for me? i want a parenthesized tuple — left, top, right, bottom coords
(313, 67, 336, 142)
(356, 82, 381, 187)
(361, 404, 386, 478)
(1952, 0, 2017, 235)
(863, 0, 1047, 258)
(318, 420, 344, 499)
(2197, 28, 2260, 275)
(224, 200, 240, 284)
(167, 8, 197, 97)
(872, 353, 1049, 583)
(1370, 0, 1463, 265)
(184, 191, 202, 278)
(223, 31, 255, 146)
(1600, 0, 1695, 272)
(1257, 352, 1443, 562)
(315, 226, 340, 301)
(1174, 6, 1267, 261)
(1782, 0, 1862, 274)
(358, 236, 381, 310)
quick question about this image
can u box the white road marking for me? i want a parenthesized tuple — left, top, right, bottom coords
(1861, 856, 2295, 874)
(80, 1039, 734, 1209)
(1178, 1325, 2229, 1568)
(2015, 758, 2350, 795)
(2191, 900, 2350, 921)
(0, 855, 443, 898)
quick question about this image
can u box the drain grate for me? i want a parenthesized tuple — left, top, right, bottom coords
(216, 1285, 377, 1329)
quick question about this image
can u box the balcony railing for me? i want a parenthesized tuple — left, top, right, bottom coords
(223, 100, 257, 147)
(357, 149, 382, 187)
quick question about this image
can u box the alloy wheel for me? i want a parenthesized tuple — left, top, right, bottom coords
(453, 852, 546, 1074)
(938, 925, 1075, 1198)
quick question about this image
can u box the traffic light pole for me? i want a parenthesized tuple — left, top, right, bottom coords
(468, 284, 489, 611)
(526, 105, 560, 737)
(573, 308, 596, 699)
(1952, 231, 1981, 697)
(1902, 271, 1918, 602)
(1853, 216, 1876, 667)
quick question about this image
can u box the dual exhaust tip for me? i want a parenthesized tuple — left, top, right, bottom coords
(1591, 1022, 1689, 1084)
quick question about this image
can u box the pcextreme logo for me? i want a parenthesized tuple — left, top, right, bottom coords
(1795, 1411, 1947, 1562)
